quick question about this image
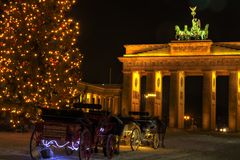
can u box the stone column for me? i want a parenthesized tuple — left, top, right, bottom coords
(169, 71, 185, 128)
(97, 95, 101, 104)
(108, 97, 112, 112)
(146, 71, 155, 116)
(202, 71, 216, 130)
(96, 95, 100, 104)
(100, 96, 104, 109)
(105, 97, 110, 112)
(112, 96, 119, 115)
(238, 74, 240, 132)
(132, 71, 141, 112)
(121, 71, 132, 116)
(87, 93, 93, 104)
(154, 71, 163, 119)
(228, 71, 240, 131)
(92, 94, 96, 104)
(107, 97, 111, 112)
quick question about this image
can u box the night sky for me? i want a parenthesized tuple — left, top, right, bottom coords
(71, 0, 240, 84)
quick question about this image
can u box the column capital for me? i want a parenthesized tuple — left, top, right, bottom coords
(228, 70, 239, 74)
(202, 70, 211, 73)
(144, 69, 154, 73)
(202, 70, 216, 74)
(170, 70, 185, 74)
(122, 70, 132, 74)
(161, 70, 171, 76)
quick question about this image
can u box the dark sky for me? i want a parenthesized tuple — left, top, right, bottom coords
(71, 0, 240, 84)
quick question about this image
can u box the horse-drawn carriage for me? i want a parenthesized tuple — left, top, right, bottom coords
(119, 111, 166, 151)
(30, 103, 124, 160)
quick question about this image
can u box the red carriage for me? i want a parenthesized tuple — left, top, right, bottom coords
(30, 107, 89, 159)
(29, 104, 124, 160)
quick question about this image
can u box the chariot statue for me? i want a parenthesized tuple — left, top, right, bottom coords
(175, 6, 209, 40)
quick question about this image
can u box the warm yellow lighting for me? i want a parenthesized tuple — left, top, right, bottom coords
(86, 93, 91, 103)
(218, 127, 228, 133)
(145, 93, 156, 98)
(238, 71, 240, 93)
(0, 0, 82, 107)
(132, 71, 140, 92)
(155, 71, 162, 92)
(212, 71, 216, 91)
(184, 115, 190, 120)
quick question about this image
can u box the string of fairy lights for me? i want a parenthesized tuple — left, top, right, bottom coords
(0, 0, 83, 108)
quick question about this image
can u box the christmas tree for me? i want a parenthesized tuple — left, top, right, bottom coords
(0, 0, 83, 108)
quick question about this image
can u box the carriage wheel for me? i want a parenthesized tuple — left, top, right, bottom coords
(30, 127, 43, 160)
(122, 125, 130, 145)
(103, 134, 118, 159)
(152, 133, 160, 149)
(114, 135, 120, 155)
(79, 128, 92, 160)
(130, 128, 141, 151)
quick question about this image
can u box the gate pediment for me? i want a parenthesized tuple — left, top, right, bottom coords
(169, 40, 213, 55)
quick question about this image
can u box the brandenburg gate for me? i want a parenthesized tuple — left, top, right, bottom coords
(118, 7, 240, 131)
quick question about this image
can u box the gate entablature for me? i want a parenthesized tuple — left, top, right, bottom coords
(120, 42, 240, 72)
(169, 40, 212, 55)
(123, 42, 240, 56)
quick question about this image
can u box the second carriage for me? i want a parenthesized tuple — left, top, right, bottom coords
(120, 111, 166, 151)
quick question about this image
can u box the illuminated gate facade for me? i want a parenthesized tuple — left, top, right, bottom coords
(118, 41, 240, 131)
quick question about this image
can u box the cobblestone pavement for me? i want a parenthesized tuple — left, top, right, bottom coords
(0, 129, 240, 160)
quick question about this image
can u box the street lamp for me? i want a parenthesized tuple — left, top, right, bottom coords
(144, 93, 156, 98)
(184, 115, 190, 120)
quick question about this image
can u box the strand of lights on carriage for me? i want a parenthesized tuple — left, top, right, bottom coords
(41, 140, 80, 151)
